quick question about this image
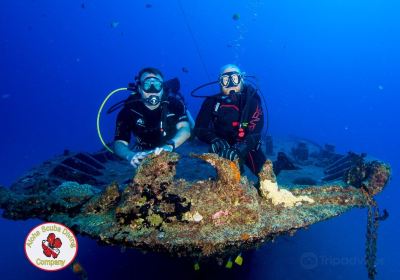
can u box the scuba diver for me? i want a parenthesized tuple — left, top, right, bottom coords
(114, 67, 191, 168)
(194, 64, 266, 176)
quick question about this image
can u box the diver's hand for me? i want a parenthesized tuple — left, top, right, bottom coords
(233, 141, 249, 158)
(210, 138, 230, 154)
(218, 147, 240, 161)
(128, 151, 150, 168)
(154, 144, 174, 155)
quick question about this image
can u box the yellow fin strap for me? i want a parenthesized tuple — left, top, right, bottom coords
(225, 258, 233, 269)
(234, 254, 243, 266)
(194, 262, 200, 271)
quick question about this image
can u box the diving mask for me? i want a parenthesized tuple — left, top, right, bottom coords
(141, 77, 163, 93)
(219, 71, 242, 88)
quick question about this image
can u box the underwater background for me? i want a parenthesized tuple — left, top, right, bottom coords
(0, 0, 399, 279)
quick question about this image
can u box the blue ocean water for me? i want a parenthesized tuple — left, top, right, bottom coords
(0, 0, 399, 279)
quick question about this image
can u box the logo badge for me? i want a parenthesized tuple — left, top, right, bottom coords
(136, 118, 145, 127)
(25, 222, 78, 271)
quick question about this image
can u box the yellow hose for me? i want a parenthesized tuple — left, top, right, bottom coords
(96, 87, 128, 153)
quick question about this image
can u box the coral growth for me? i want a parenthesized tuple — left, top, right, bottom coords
(259, 160, 314, 208)
(84, 182, 120, 214)
(0, 150, 391, 261)
(50, 181, 99, 209)
(212, 210, 230, 225)
(260, 177, 314, 208)
(182, 211, 203, 223)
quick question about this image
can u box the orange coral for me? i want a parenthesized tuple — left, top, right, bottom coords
(240, 233, 250, 241)
(229, 161, 241, 183)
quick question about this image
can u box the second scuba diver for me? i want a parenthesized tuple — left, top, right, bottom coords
(194, 64, 266, 175)
(114, 67, 191, 168)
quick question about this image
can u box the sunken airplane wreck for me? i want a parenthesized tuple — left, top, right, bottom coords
(0, 137, 391, 276)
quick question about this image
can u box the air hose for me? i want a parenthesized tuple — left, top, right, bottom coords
(96, 87, 129, 153)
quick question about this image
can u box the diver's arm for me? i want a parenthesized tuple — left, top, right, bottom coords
(114, 108, 135, 158)
(114, 140, 151, 168)
(114, 108, 153, 167)
(154, 121, 190, 155)
(185, 109, 195, 130)
(169, 121, 191, 148)
(114, 140, 135, 161)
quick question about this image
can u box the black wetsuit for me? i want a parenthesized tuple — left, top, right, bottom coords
(194, 84, 266, 175)
(114, 95, 188, 149)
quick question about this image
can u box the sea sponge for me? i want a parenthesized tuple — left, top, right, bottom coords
(147, 214, 163, 227)
(183, 211, 203, 223)
(260, 179, 314, 208)
(51, 181, 99, 208)
(212, 210, 230, 226)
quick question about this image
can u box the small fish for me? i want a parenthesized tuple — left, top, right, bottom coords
(71, 262, 88, 280)
(81, 3, 85, 9)
(232, 13, 240, 21)
(145, 3, 153, 8)
(72, 262, 83, 274)
(181, 67, 189, 73)
(1, 94, 10, 99)
(378, 85, 384, 91)
(226, 42, 240, 48)
(111, 21, 120, 28)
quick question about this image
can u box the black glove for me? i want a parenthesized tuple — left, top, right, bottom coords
(233, 141, 249, 158)
(218, 147, 240, 161)
(210, 138, 230, 154)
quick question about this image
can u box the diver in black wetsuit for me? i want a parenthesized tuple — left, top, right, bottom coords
(114, 67, 191, 168)
(194, 64, 266, 175)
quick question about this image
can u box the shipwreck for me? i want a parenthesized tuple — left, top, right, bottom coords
(0, 137, 391, 279)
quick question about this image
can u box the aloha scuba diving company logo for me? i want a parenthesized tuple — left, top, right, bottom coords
(25, 222, 78, 271)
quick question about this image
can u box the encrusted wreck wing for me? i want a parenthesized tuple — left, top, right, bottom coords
(0, 151, 391, 259)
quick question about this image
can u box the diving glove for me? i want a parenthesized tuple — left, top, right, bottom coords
(210, 138, 230, 154)
(154, 145, 173, 155)
(128, 151, 151, 168)
(218, 147, 240, 161)
(233, 141, 249, 158)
